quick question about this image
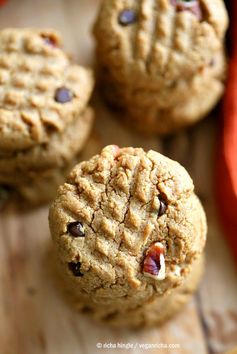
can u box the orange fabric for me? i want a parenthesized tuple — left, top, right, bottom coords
(224, 57, 237, 197)
(217, 0, 237, 262)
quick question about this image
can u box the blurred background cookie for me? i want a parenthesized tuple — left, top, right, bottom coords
(49, 145, 207, 327)
(0, 28, 94, 205)
(94, 0, 229, 135)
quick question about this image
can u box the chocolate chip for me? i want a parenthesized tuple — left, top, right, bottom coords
(54, 87, 73, 103)
(67, 222, 85, 237)
(68, 262, 83, 277)
(158, 199, 167, 217)
(119, 9, 137, 26)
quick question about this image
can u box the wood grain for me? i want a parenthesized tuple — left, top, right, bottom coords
(0, 1, 236, 353)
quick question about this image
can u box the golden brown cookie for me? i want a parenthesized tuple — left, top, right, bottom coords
(0, 28, 94, 206)
(0, 107, 93, 179)
(93, 0, 228, 134)
(49, 145, 207, 325)
(0, 148, 89, 207)
(16, 162, 77, 206)
(0, 28, 94, 151)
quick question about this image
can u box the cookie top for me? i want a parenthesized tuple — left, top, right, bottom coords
(94, 0, 228, 83)
(0, 28, 94, 151)
(49, 145, 207, 301)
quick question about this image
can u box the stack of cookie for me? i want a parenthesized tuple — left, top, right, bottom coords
(0, 29, 94, 205)
(49, 145, 207, 327)
(94, 0, 228, 134)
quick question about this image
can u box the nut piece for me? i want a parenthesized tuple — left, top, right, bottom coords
(111, 145, 120, 158)
(170, 0, 202, 21)
(142, 242, 166, 280)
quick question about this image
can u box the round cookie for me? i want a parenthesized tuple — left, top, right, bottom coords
(0, 28, 94, 151)
(93, 0, 228, 134)
(0, 107, 94, 179)
(0, 28, 94, 206)
(49, 145, 207, 320)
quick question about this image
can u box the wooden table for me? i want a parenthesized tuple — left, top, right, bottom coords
(0, 1, 237, 353)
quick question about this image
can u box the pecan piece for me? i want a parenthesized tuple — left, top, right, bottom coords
(143, 242, 166, 280)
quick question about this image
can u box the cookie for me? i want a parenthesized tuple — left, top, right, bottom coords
(16, 162, 77, 206)
(49, 145, 207, 325)
(93, 0, 228, 134)
(83, 255, 204, 327)
(0, 28, 94, 206)
(0, 28, 94, 151)
(0, 167, 71, 207)
(0, 107, 93, 179)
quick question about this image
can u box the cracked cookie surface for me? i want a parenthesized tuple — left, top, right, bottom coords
(0, 28, 94, 151)
(0, 28, 94, 205)
(49, 145, 207, 313)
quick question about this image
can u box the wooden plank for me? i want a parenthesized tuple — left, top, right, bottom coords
(0, 0, 236, 354)
(190, 119, 237, 354)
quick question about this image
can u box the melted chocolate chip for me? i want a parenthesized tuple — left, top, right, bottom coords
(67, 222, 85, 237)
(119, 9, 137, 26)
(54, 87, 73, 103)
(158, 199, 167, 217)
(68, 262, 83, 277)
